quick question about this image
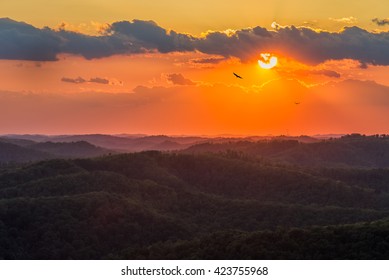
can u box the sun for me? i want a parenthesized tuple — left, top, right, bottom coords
(258, 53, 278, 69)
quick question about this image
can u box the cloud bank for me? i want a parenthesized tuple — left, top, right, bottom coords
(2, 17, 389, 66)
(166, 73, 196, 85)
(294, 69, 341, 78)
(372, 18, 389, 26)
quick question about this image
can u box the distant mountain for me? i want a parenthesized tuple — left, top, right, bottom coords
(2, 134, 210, 152)
(3, 133, 389, 167)
(2, 134, 323, 152)
(0, 138, 111, 163)
(184, 134, 389, 168)
(0, 137, 37, 147)
(49, 134, 140, 151)
(149, 140, 184, 150)
(28, 141, 110, 158)
(251, 135, 321, 143)
(3, 134, 51, 142)
(0, 141, 52, 163)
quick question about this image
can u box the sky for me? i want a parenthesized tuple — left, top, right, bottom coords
(1, 0, 389, 135)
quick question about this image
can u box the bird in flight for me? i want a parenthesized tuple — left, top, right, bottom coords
(233, 72, 243, 79)
(295, 102, 300, 105)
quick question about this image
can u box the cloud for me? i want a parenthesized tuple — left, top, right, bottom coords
(166, 73, 195, 85)
(14, 62, 43, 68)
(190, 57, 226, 64)
(2, 17, 389, 67)
(0, 18, 130, 61)
(55, 21, 110, 35)
(109, 20, 196, 53)
(89, 77, 109, 84)
(61, 76, 114, 85)
(372, 18, 389, 26)
(196, 25, 389, 66)
(294, 69, 341, 78)
(359, 61, 369, 69)
(329, 17, 358, 24)
(271, 22, 284, 30)
(0, 18, 61, 61)
(57, 29, 129, 59)
(61, 77, 87, 84)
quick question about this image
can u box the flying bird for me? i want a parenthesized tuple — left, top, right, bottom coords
(233, 72, 243, 79)
(295, 102, 300, 105)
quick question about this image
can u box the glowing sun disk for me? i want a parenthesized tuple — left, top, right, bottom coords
(258, 53, 278, 69)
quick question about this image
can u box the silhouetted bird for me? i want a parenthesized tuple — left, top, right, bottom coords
(233, 72, 243, 79)
(295, 102, 300, 105)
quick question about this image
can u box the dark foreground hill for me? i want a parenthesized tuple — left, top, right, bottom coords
(128, 221, 389, 259)
(0, 151, 389, 259)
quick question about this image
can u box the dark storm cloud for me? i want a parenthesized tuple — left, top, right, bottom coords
(2, 17, 389, 66)
(0, 18, 61, 61)
(195, 25, 389, 66)
(194, 25, 389, 66)
(166, 73, 195, 85)
(57, 29, 130, 59)
(109, 20, 196, 53)
(372, 18, 389, 26)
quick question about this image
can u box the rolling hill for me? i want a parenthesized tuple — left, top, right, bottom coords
(0, 138, 110, 163)
(184, 134, 389, 168)
(0, 150, 389, 259)
(3, 134, 205, 152)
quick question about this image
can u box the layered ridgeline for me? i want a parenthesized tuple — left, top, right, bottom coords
(3, 133, 389, 167)
(1, 146, 389, 259)
(0, 138, 110, 164)
(184, 134, 389, 168)
(0, 134, 213, 164)
(0, 134, 212, 157)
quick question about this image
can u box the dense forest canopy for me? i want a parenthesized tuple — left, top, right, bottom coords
(1, 134, 389, 259)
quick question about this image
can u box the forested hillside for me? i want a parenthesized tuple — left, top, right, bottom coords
(0, 150, 389, 259)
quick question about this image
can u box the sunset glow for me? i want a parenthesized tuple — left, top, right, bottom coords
(3, 1, 389, 267)
(0, 1, 389, 136)
(258, 53, 278, 69)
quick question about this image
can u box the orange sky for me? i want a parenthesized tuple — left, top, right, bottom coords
(3, 0, 389, 34)
(1, 5, 389, 135)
